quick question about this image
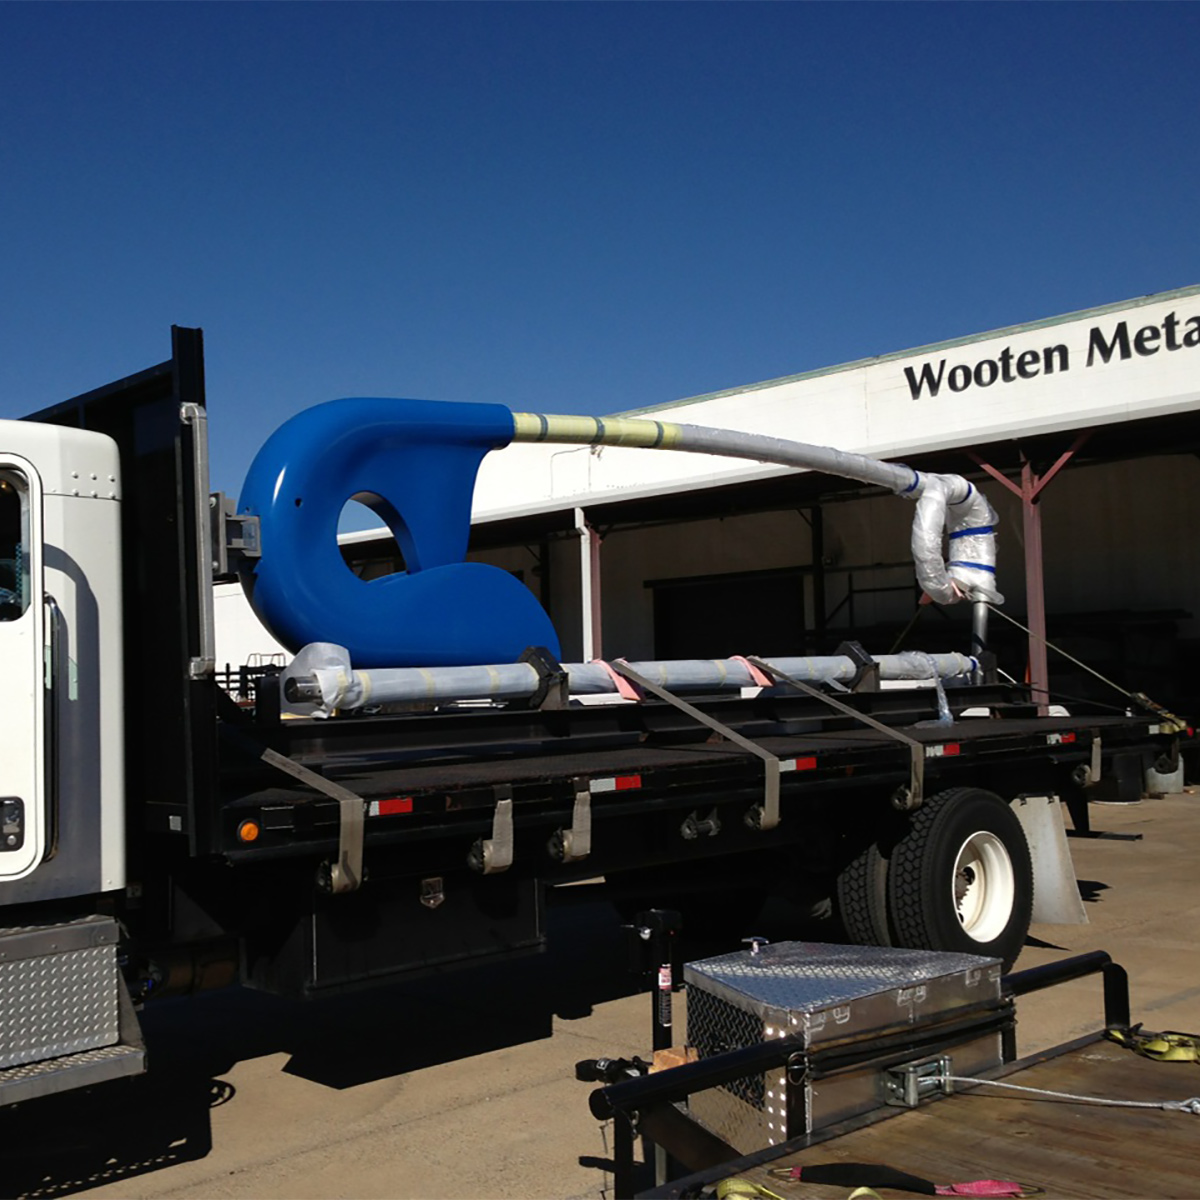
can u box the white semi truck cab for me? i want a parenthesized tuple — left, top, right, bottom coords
(0, 423, 139, 1096)
(0, 326, 1189, 1107)
(0, 422, 125, 893)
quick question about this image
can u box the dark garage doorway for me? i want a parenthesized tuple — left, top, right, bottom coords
(649, 568, 806, 660)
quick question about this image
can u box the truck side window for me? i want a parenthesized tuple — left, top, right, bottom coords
(0, 474, 28, 621)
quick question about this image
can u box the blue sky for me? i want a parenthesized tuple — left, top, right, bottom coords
(2, 2, 1198, 501)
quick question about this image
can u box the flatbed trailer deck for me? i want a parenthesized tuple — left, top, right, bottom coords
(643, 1035, 1200, 1200)
(586, 947, 1200, 1200)
(224, 699, 1166, 870)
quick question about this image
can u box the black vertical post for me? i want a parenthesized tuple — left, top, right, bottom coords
(1103, 961, 1131, 1031)
(629, 909, 682, 1052)
(1001, 1022, 1018, 1064)
(612, 1112, 637, 1199)
(623, 908, 682, 1192)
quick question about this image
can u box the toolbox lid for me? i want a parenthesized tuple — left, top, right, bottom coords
(684, 942, 1002, 1042)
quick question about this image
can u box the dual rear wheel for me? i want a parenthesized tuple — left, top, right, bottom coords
(836, 787, 1034, 970)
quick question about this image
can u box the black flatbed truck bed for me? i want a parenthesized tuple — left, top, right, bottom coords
(26, 324, 1197, 1003)
(220, 696, 1173, 873)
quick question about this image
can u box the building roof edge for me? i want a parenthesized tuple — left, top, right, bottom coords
(612, 283, 1200, 417)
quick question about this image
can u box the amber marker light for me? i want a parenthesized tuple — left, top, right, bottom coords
(237, 819, 261, 843)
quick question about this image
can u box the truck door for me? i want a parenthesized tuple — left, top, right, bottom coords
(0, 456, 47, 879)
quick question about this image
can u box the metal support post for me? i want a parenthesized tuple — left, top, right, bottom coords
(628, 908, 682, 1052)
(612, 1110, 637, 1200)
(970, 600, 989, 658)
(1020, 457, 1050, 714)
(575, 508, 603, 662)
(537, 535, 552, 612)
(810, 504, 827, 648)
(968, 432, 1091, 716)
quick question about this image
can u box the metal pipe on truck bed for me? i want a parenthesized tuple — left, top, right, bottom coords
(281, 645, 978, 714)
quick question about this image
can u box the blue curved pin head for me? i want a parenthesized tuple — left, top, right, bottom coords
(238, 397, 561, 667)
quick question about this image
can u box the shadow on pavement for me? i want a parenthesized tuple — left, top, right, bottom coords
(0, 885, 828, 1197)
(0, 893, 647, 1196)
(1077, 878, 1111, 902)
(1, 1075, 231, 1199)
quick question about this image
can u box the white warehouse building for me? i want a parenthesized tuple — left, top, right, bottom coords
(221, 283, 1200, 714)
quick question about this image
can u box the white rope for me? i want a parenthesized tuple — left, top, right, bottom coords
(943, 1075, 1200, 1114)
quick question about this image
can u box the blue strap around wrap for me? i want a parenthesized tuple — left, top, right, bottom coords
(947, 560, 997, 574)
(238, 397, 561, 667)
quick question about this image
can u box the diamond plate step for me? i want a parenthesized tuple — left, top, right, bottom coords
(0, 1041, 145, 1104)
(0, 915, 146, 1106)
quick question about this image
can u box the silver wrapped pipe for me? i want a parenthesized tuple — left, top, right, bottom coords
(509, 413, 1003, 605)
(282, 643, 979, 717)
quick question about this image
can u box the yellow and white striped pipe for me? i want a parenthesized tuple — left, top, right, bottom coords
(511, 412, 685, 450)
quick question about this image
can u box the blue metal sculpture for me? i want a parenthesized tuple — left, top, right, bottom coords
(238, 397, 560, 667)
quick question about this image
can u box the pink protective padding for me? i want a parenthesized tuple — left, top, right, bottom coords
(591, 659, 643, 701)
(729, 655, 775, 688)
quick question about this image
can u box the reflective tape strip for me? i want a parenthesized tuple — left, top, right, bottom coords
(925, 743, 961, 758)
(368, 796, 414, 817)
(591, 775, 643, 793)
(779, 756, 818, 772)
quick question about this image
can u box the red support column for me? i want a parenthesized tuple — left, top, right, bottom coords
(967, 431, 1091, 715)
(1021, 458, 1050, 713)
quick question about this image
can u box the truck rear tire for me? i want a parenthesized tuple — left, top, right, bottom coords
(836, 842, 892, 947)
(887, 787, 1033, 970)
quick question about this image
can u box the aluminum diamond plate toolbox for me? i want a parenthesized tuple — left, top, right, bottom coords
(685, 941, 1005, 1152)
(0, 915, 121, 1070)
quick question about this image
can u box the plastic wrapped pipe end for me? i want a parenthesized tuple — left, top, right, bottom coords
(948, 568, 1005, 605)
(281, 643, 356, 718)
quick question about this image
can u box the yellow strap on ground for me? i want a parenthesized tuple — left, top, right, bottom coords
(1107, 1026, 1199, 1063)
(715, 1178, 787, 1200)
(511, 411, 683, 449)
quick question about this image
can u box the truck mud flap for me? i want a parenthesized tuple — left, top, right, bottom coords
(1010, 795, 1088, 925)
